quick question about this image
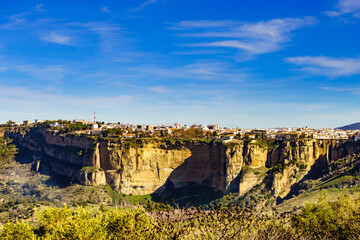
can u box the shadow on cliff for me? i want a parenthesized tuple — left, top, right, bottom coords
(279, 141, 360, 203)
(13, 147, 71, 188)
(150, 143, 225, 206)
(278, 153, 337, 204)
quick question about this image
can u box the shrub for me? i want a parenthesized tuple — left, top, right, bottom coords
(291, 192, 360, 239)
(0, 221, 36, 240)
(80, 166, 102, 173)
(2, 194, 360, 239)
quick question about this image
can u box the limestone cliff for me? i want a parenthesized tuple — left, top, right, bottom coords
(5, 128, 360, 199)
(98, 139, 227, 195)
(239, 167, 267, 197)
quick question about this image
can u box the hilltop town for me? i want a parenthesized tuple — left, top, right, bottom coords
(3, 119, 360, 142)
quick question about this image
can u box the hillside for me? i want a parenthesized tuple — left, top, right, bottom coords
(3, 126, 360, 223)
(0, 132, 154, 223)
(4, 127, 360, 202)
(6, 127, 360, 199)
(3, 129, 360, 238)
(337, 122, 360, 130)
(277, 153, 360, 212)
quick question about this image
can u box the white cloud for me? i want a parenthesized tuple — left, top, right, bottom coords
(41, 32, 72, 45)
(101, 6, 111, 13)
(128, 61, 247, 82)
(172, 20, 239, 29)
(326, 0, 360, 18)
(286, 56, 360, 77)
(172, 17, 316, 55)
(149, 85, 170, 94)
(0, 12, 30, 30)
(14, 64, 65, 82)
(35, 4, 45, 12)
(172, 50, 228, 55)
(186, 40, 271, 55)
(131, 0, 159, 12)
(69, 22, 124, 52)
(71, 22, 121, 32)
(321, 86, 360, 94)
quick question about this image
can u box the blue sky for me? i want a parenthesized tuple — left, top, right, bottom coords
(0, 0, 360, 128)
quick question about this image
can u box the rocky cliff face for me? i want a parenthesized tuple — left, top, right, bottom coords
(6, 128, 100, 183)
(6, 128, 360, 199)
(98, 139, 227, 195)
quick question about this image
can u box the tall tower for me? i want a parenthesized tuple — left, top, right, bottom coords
(94, 111, 96, 123)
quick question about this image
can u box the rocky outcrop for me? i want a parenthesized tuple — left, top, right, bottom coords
(5, 128, 99, 182)
(5, 128, 360, 198)
(98, 139, 227, 195)
(239, 167, 267, 197)
(271, 165, 301, 198)
(79, 170, 106, 186)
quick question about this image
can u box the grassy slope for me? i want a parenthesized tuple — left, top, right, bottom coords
(278, 187, 360, 212)
(278, 156, 360, 212)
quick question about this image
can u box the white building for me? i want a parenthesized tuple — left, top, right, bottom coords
(50, 122, 60, 127)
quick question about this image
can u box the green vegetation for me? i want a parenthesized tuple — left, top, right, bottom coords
(37, 120, 92, 133)
(156, 184, 224, 207)
(168, 127, 206, 139)
(104, 185, 153, 206)
(267, 158, 304, 178)
(80, 166, 104, 173)
(101, 128, 124, 137)
(275, 154, 360, 211)
(0, 137, 17, 163)
(241, 166, 268, 177)
(2, 194, 360, 239)
(291, 192, 360, 239)
(315, 174, 360, 190)
(4, 124, 360, 238)
(268, 162, 286, 177)
(59, 122, 92, 133)
(242, 139, 284, 151)
(1, 206, 155, 240)
(248, 140, 269, 148)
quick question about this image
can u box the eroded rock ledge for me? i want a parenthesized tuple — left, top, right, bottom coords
(5, 128, 360, 199)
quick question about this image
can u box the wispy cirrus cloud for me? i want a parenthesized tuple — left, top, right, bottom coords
(128, 61, 248, 82)
(286, 56, 360, 77)
(131, 0, 160, 12)
(69, 22, 124, 52)
(41, 31, 72, 45)
(0, 12, 30, 30)
(0, 11, 136, 62)
(0, 11, 122, 48)
(0, 14, 74, 45)
(35, 4, 45, 12)
(326, 0, 360, 18)
(14, 64, 65, 82)
(171, 20, 239, 29)
(70, 22, 121, 32)
(173, 49, 229, 56)
(171, 17, 316, 56)
(321, 86, 360, 94)
(148, 85, 170, 94)
(101, 6, 111, 13)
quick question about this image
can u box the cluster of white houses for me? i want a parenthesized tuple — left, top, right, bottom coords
(6, 119, 360, 141)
